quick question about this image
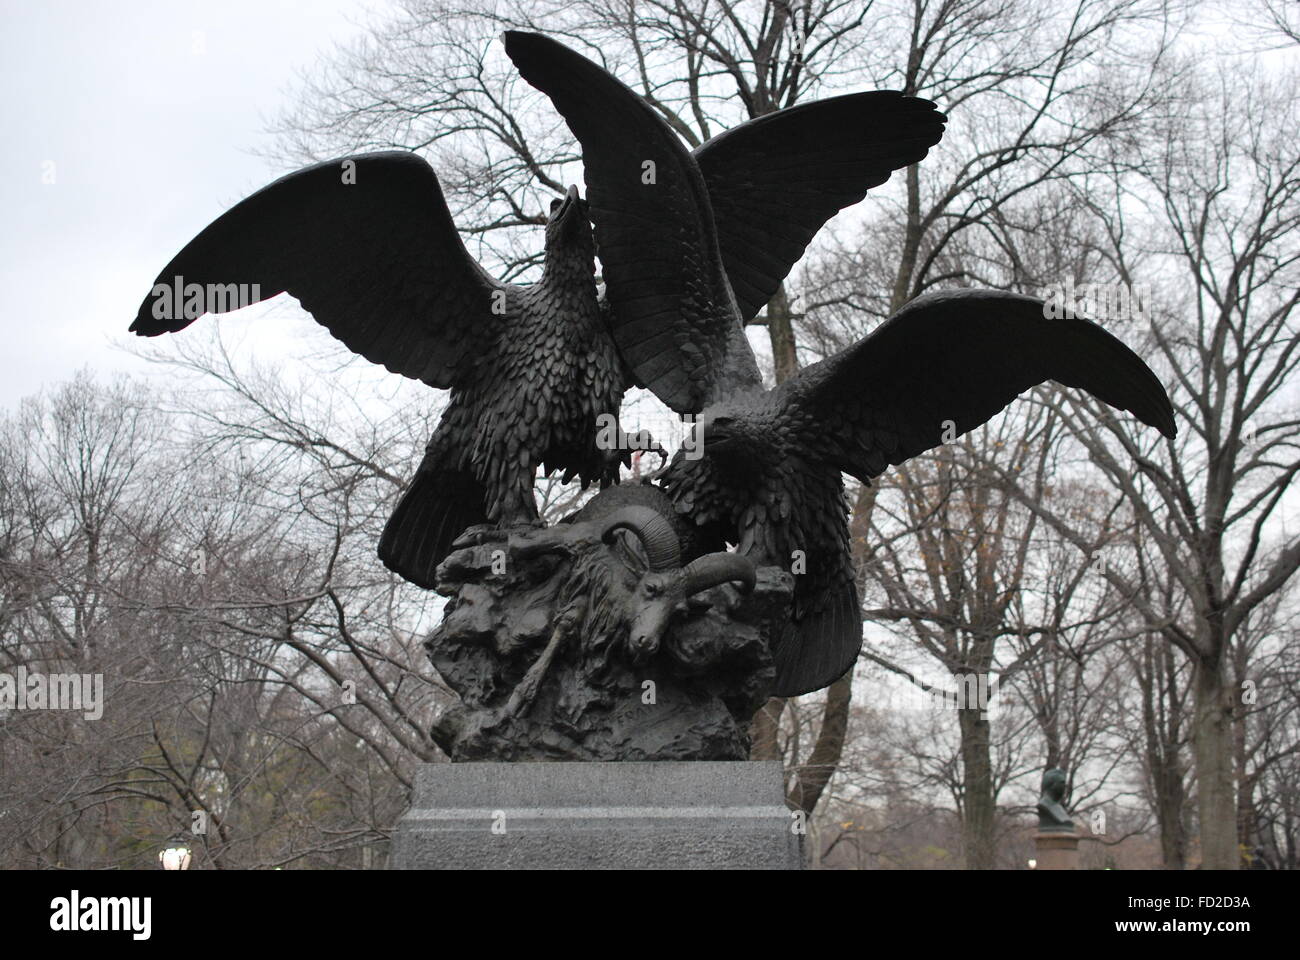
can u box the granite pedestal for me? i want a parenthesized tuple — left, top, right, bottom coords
(391, 761, 802, 869)
(1035, 829, 1081, 869)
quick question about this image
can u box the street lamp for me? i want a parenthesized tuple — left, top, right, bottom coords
(1027, 858, 1038, 870)
(159, 838, 192, 871)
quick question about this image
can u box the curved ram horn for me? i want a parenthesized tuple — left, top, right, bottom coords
(683, 553, 756, 595)
(600, 506, 682, 571)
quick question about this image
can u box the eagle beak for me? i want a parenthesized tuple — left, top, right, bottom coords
(552, 184, 580, 222)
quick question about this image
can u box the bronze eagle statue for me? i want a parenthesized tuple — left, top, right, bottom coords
(129, 31, 1174, 701)
(129, 34, 945, 593)
(505, 32, 1177, 697)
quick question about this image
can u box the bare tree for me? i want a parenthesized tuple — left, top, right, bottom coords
(0, 360, 453, 868)
(973, 64, 1300, 867)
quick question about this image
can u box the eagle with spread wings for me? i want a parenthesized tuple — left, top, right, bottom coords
(131, 31, 1173, 699)
(504, 31, 1177, 697)
(130, 32, 946, 597)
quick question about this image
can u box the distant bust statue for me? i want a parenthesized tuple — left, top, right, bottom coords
(1037, 768, 1075, 831)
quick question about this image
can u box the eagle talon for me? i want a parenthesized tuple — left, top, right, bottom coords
(642, 446, 672, 482)
(506, 524, 580, 562)
(452, 524, 509, 550)
(618, 433, 667, 480)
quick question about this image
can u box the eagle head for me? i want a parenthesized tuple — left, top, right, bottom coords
(544, 185, 596, 271)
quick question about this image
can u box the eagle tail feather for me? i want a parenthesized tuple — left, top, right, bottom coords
(378, 466, 487, 589)
(770, 582, 862, 697)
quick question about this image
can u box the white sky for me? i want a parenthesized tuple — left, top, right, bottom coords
(2, 0, 1289, 416)
(0, 0, 385, 410)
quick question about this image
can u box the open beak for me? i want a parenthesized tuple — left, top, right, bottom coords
(553, 184, 580, 222)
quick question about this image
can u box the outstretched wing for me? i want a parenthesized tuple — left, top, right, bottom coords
(766, 289, 1175, 696)
(695, 92, 947, 323)
(503, 31, 760, 413)
(131, 151, 506, 390)
(779, 289, 1177, 480)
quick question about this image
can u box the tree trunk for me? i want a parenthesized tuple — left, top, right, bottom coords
(1194, 652, 1239, 869)
(764, 283, 799, 384)
(750, 697, 785, 761)
(1141, 635, 1187, 869)
(958, 703, 996, 869)
(1232, 642, 1258, 864)
(1155, 755, 1188, 870)
(788, 671, 853, 815)
(889, 164, 922, 311)
(1237, 771, 1259, 867)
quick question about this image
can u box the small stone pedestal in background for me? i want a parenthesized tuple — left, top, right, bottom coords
(392, 760, 802, 870)
(1034, 829, 1080, 870)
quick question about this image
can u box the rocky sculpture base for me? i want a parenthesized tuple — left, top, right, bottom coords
(391, 761, 802, 869)
(426, 484, 791, 761)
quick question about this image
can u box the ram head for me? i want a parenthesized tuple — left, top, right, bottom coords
(598, 507, 755, 664)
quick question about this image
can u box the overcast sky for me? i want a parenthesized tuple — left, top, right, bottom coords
(2, 1, 1288, 417)
(0, 0, 388, 410)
